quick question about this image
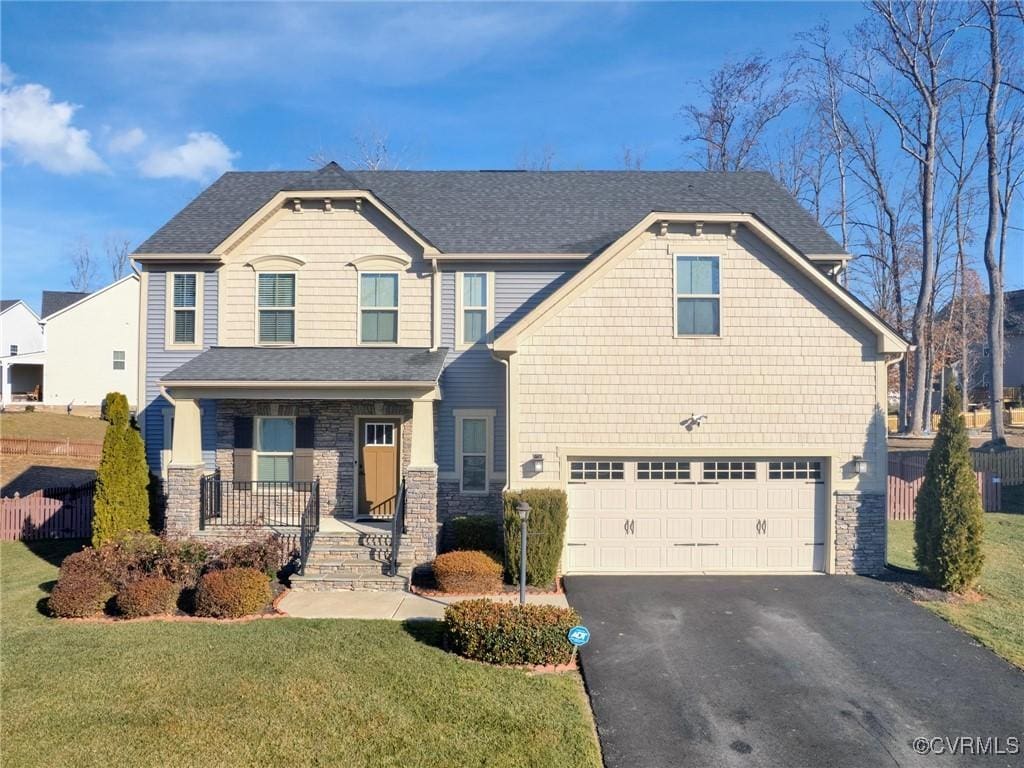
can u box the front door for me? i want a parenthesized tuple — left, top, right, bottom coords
(358, 419, 400, 519)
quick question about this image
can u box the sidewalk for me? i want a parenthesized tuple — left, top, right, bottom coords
(278, 590, 569, 621)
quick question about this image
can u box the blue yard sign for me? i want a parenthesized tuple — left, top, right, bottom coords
(567, 625, 591, 647)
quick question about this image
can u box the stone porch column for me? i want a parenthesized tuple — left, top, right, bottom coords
(164, 396, 205, 538)
(405, 394, 439, 567)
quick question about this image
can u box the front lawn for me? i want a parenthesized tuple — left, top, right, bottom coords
(0, 411, 107, 442)
(887, 513, 1024, 668)
(1, 541, 601, 768)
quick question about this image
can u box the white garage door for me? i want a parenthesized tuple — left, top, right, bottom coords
(564, 458, 827, 573)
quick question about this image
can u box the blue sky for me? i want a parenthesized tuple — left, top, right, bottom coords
(1, 2, 1019, 313)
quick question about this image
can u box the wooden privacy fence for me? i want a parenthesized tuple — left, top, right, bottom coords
(0, 438, 103, 459)
(887, 454, 1001, 520)
(0, 482, 95, 540)
(971, 448, 1024, 486)
(887, 408, 1024, 433)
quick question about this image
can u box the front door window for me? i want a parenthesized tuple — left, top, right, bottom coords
(358, 420, 399, 518)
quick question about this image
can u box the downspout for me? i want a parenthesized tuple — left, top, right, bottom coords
(430, 257, 441, 352)
(492, 350, 512, 494)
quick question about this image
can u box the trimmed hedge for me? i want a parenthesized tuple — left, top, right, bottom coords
(503, 489, 568, 587)
(432, 550, 503, 593)
(116, 576, 180, 618)
(444, 599, 581, 666)
(49, 571, 115, 618)
(194, 567, 272, 618)
(447, 516, 501, 553)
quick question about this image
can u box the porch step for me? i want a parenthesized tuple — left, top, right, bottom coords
(289, 573, 411, 592)
(306, 544, 414, 563)
(294, 528, 415, 592)
(303, 560, 414, 578)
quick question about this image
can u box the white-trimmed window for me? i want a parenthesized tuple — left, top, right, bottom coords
(112, 350, 125, 370)
(9, 345, 17, 356)
(457, 272, 493, 347)
(455, 409, 493, 493)
(258, 273, 296, 344)
(569, 460, 625, 481)
(256, 417, 294, 482)
(364, 422, 395, 446)
(171, 273, 199, 345)
(637, 461, 690, 480)
(675, 255, 720, 336)
(703, 461, 755, 480)
(768, 460, 822, 480)
(360, 273, 399, 344)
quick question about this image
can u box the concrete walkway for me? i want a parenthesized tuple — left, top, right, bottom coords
(278, 589, 569, 621)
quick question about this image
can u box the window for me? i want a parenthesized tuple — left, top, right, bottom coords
(172, 273, 198, 344)
(703, 461, 755, 480)
(9, 345, 17, 356)
(569, 460, 625, 481)
(258, 273, 295, 343)
(637, 461, 690, 480)
(768, 460, 822, 480)
(364, 422, 395, 446)
(112, 350, 125, 370)
(675, 256, 720, 335)
(455, 409, 494, 493)
(459, 272, 491, 346)
(256, 417, 294, 482)
(360, 273, 398, 343)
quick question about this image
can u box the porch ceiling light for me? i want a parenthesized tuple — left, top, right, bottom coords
(853, 456, 868, 475)
(531, 453, 544, 474)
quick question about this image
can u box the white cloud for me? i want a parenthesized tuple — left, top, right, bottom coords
(108, 127, 146, 154)
(138, 131, 237, 181)
(0, 69, 107, 174)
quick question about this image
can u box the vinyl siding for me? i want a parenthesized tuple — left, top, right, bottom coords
(142, 267, 218, 472)
(437, 263, 579, 475)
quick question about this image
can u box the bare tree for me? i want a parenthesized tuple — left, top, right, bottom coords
(515, 145, 557, 171)
(681, 54, 797, 171)
(347, 128, 403, 170)
(105, 235, 132, 281)
(621, 145, 647, 170)
(844, 1, 964, 435)
(68, 237, 96, 292)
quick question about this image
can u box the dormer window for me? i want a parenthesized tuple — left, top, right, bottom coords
(675, 255, 720, 336)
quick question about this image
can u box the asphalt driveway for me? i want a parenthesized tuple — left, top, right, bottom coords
(565, 576, 1024, 768)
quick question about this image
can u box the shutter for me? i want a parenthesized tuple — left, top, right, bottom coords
(294, 416, 315, 483)
(233, 417, 254, 483)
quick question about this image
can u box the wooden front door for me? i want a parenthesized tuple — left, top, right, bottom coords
(358, 419, 400, 519)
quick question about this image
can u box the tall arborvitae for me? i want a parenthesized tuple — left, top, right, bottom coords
(92, 392, 151, 546)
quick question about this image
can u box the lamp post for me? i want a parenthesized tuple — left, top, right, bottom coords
(516, 500, 531, 606)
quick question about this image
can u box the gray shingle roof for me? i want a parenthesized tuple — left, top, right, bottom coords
(162, 346, 448, 384)
(0, 300, 21, 313)
(135, 168, 846, 257)
(41, 291, 91, 318)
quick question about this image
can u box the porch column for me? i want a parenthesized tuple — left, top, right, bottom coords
(164, 396, 204, 538)
(405, 393, 439, 568)
(1, 360, 8, 406)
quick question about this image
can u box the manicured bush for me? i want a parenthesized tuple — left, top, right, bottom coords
(216, 537, 286, 578)
(153, 538, 210, 587)
(915, 383, 986, 592)
(444, 599, 581, 666)
(503, 489, 568, 587)
(447, 516, 501, 553)
(49, 570, 115, 618)
(58, 548, 105, 581)
(92, 392, 151, 547)
(115, 576, 180, 618)
(194, 567, 272, 618)
(432, 550, 503, 593)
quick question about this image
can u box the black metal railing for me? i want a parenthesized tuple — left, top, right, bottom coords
(388, 479, 408, 577)
(298, 481, 320, 576)
(199, 470, 320, 529)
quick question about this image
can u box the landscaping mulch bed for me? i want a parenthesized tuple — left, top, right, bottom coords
(875, 566, 964, 604)
(411, 572, 564, 596)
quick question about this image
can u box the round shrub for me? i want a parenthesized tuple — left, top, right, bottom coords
(49, 571, 115, 618)
(217, 537, 285, 579)
(152, 538, 210, 587)
(115, 576, 180, 618)
(444, 599, 581, 666)
(432, 550, 503, 594)
(194, 567, 271, 618)
(58, 548, 104, 580)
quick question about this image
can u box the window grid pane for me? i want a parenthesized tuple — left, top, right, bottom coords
(361, 310, 398, 343)
(462, 455, 487, 491)
(569, 460, 624, 481)
(360, 274, 398, 308)
(768, 460, 822, 480)
(259, 310, 295, 343)
(637, 461, 691, 481)
(174, 309, 196, 344)
(677, 298, 720, 335)
(112, 350, 126, 370)
(463, 273, 487, 307)
(173, 274, 196, 308)
(258, 274, 295, 308)
(702, 461, 756, 480)
(676, 256, 719, 295)
(365, 423, 395, 446)
(257, 455, 293, 482)
(463, 309, 487, 344)
(461, 418, 486, 454)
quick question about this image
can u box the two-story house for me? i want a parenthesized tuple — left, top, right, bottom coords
(135, 163, 908, 590)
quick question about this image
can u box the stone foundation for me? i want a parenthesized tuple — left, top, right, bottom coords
(834, 492, 886, 575)
(404, 466, 439, 567)
(437, 480, 503, 549)
(163, 464, 205, 537)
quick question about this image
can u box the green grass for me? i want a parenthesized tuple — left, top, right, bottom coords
(888, 513, 1024, 668)
(0, 541, 601, 768)
(1, 412, 107, 442)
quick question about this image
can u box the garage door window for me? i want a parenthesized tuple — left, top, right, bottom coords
(637, 461, 690, 480)
(769, 460, 822, 480)
(703, 461, 756, 480)
(570, 460, 624, 481)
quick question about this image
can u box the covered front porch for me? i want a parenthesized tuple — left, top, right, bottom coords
(159, 346, 446, 581)
(1, 352, 45, 405)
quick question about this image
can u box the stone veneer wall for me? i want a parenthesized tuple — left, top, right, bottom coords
(214, 399, 412, 518)
(834, 492, 886, 575)
(164, 465, 205, 538)
(437, 480, 504, 549)
(404, 467, 439, 568)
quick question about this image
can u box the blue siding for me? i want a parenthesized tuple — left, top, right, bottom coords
(437, 263, 579, 474)
(142, 268, 219, 472)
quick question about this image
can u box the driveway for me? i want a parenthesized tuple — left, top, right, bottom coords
(565, 576, 1024, 768)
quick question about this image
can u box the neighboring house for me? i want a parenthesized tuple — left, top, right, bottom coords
(0, 299, 45, 402)
(972, 289, 1024, 400)
(0, 278, 141, 409)
(136, 163, 908, 590)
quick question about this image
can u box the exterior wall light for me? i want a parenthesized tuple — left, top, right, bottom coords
(531, 453, 544, 474)
(853, 456, 868, 475)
